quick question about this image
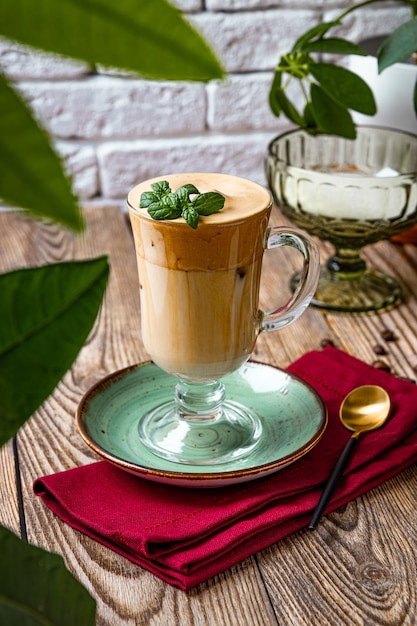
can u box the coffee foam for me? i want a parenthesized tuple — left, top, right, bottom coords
(128, 173, 272, 272)
(127, 173, 272, 225)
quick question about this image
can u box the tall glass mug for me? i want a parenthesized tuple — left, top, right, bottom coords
(127, 173, 319, 465)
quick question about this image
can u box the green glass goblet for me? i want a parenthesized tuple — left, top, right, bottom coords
(266, 127, 417, 313)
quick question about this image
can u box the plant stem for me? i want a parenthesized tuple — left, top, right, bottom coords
(337, 0, 416, 22)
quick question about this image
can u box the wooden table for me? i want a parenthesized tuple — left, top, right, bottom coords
(1, 205, 417, 625)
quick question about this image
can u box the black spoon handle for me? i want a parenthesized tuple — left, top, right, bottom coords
(308, 436, 358, 530)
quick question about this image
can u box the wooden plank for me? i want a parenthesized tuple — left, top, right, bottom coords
(0, 441, 20, 532)
(258, 466, 417, 625)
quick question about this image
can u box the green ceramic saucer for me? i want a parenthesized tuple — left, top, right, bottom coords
(76, 361, 327, 488)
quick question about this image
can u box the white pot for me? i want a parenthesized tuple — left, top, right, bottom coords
(348, 37, 417, 134)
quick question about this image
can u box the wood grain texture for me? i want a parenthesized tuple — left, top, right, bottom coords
(1, 205, 417, 625)
(0, 440, 19, 532)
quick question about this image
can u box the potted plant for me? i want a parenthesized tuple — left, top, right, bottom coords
(268, 0, 417, 140)
(265, 0, 417, 311)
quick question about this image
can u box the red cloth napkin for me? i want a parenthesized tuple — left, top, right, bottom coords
(34, 346, 417, 590)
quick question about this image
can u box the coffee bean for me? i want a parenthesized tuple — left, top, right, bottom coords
(320, 338, 334, 348)
(380, 329, 397, 342)
(373, 344, 387, 355)
(372, 360, 391, 372)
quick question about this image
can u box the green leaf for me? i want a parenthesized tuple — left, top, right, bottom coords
(193, 192, 226, 216)
(274, 87, 306, 128)
(147, 203, 181, 220)
(177, 184, 200, 196)
(0, 525, 96, 625)
(293, 21, 340, 51)
(0, 0, 224, 82)
(0, 256, 109, 446)
(378, 17, 417, 73)
(0, 73, 82, 231)
(310, 83, 356, 139)
(182, 206, 200, 229)
(139, 191, 159, 208)
(302, 38, 367, 56)
(150, 180, 171, 197)
(310, 63, 377, 115)
(303, 101, 317, 130)
(269, 69, 283, 117)
(162, 192, 180, 211)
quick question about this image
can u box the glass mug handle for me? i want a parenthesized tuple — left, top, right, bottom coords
(260, 226, 320, 332)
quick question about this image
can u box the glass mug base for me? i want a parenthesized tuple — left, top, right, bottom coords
(138, 397, 263, 465)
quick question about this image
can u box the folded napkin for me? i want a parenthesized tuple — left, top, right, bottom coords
(34, 346, 417, 590)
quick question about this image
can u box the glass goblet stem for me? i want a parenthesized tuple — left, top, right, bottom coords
(326, 246, 366, 278)
(175, 379, 225, 422)
(137, 374, 263, 465)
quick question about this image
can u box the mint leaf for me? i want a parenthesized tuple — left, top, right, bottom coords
(151, 180, 171, 197)
(177, 183, 200, 195)
(139, 191, 159, 208)
(140, 180, 225, 228)
(194, 192, 225, 215)
(162, 192, 180, 210)
(147, 200, 182, 221)
(175, 184, 199, 205)
(183, 206, 200, 229)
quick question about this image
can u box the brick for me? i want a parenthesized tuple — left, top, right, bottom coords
(173, 0, 203, 11)
(18, 76, 206, 140)
(206, 0, 331, 9)
(57, 143, 99, 200)
(207, 72, 304, 131)
(0, 37, 89, 80)
(190, 9, 320, 72)
(96, 133, 284, 198)
(323, 5, 412, 43)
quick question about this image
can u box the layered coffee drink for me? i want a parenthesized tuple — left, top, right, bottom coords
(127, 173, 318, 464)
(127, 173, 272, 382)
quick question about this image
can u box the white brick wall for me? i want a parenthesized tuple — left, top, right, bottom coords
(0, 0, 411, 207)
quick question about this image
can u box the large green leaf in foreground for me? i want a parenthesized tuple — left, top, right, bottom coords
(0, 0, 224, 228)
(0, 73, 83, 231)
(0, 525, 96, 625)
(0, 256, 109, 446)
(0, 0, 224, 82)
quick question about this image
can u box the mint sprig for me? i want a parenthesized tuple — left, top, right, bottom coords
(140, 181, 225, 229)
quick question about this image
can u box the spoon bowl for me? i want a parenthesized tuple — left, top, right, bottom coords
(309, 385, 391, 530)
(340, 385, 391, 436)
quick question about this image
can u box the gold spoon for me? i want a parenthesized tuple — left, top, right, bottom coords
(308, 385, 391, 530)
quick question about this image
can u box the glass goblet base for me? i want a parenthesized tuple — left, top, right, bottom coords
(291, 267, 402, 313)
(137, 378, 262, 465)
(138, 402, 262, 465)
